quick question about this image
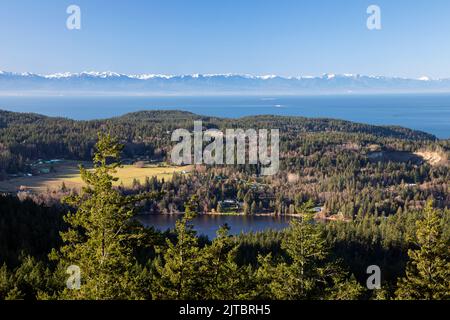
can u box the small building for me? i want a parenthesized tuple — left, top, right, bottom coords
(218, 199, 241, 211)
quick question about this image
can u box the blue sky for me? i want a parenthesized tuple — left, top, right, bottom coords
(1, 0, 450, 78)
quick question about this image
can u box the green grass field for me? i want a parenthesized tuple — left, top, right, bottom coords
(0, 161, 192, 193)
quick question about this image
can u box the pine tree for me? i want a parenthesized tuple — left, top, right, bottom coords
(51, 133, 157, 299)
(395, 201, 450, 300)
(280, 214, 328, 299)
(254, 253, 289, 299)
(0, 264, 14, 300)
(200, 224, 251, 299)
(256, 214, 362, 299)
(152, 196, 203, 299)
(326, 274, 364, 300)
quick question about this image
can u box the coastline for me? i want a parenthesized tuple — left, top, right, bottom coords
(137, 211, 351, 222)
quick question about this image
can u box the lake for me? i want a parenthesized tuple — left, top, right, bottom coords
(137, 214, 294, 239)
(0, 94, 449, 138)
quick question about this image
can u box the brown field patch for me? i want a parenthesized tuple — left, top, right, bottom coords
(0, 161, 192, 193)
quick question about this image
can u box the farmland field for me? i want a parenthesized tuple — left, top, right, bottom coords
(0, 161, 193, 193)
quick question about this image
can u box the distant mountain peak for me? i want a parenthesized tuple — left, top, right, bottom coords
(0, 70, 446, 81)
(0, 70, 449, 95)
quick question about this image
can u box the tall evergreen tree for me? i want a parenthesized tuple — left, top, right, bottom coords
(280, 214, 329, 299)
(152, 196, 203, 299)
(51, 133, 157, 299)
(0, 264, 14, 300)
(256, 214, 363, 300)
(200, 224, 252, 300)
(395, 201, 450, 300)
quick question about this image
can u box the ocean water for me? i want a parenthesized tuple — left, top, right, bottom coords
(0, 94, 449, 138)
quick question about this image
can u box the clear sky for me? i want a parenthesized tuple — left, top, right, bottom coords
(1, 0, 450, 78)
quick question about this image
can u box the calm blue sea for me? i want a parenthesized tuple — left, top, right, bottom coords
(0, 94, 449, 138)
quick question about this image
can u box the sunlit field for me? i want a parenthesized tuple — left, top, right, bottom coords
(0, 161, 193, 193)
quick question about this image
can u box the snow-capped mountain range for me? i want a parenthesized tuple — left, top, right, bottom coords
(1, 71, 449, 95)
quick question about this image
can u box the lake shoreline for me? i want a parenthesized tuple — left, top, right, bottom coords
(137, 211, 351, 222)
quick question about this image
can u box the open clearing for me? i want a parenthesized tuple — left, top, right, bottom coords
(414, 150, 448, 166)
(0, 161, 192, 193)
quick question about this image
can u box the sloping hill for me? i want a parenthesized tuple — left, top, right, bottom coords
(0, 109, 441, 176)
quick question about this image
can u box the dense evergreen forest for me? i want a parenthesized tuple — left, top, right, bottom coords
(0, 108, 440, 174)
(0, 110, 449, 300)
(1, 110, 448, 218)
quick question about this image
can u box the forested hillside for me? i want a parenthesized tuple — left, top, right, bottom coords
(0, 109, 439, 174)
(0, 110, 449, 300)
(1, 109, 448, 218)
(0, 134, 448, 300)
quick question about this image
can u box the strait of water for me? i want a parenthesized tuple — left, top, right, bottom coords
(0, 94, 449, 138)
